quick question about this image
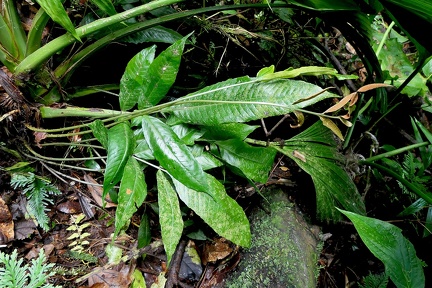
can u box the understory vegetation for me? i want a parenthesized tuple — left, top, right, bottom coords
(1, 0, 432, 287)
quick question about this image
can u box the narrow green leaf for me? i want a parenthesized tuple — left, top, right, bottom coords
(35, 0, 81, 42)
(89, 119, 108, 149)
(119, 45, 156, 111)
(103, 122, 135, 194)
(171, 124, 204, 146)
(115, 157, 147, 238)
(339, 209, 425, 288)
(141, 115, 208, 192)
(138, 34, 190, 108)
(90, 0, 117, 16)
(157, 171, 183, 265)
(216, 139, 276, 183)
(276, 122, 365, 221)
(166, 78, 337, 125)
(137, 213, 151, 249)
(172, 174, 251, 247)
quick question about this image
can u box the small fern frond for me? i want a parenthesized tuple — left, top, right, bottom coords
(359, 272, 388, 288)
(10, 172, 61, 231)
(0, 249, 60, 288)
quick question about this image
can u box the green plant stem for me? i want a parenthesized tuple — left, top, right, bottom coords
(22, 142, 105, 162)
(23, 152, 102, 172)
(26, 8, 51, 56)
(375, 21, 395, 57)
(66, 84, 120, 99)
(40, 106, 128, 118)
(363, 142, 429, 162)
(360, 160, 432, 204)
(3, 0, 27, 60)
(14, 0, 184, 74)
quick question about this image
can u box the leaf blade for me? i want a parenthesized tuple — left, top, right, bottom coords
(141, 115, 208, 192)
(157, 171, 183, 265)
(115, 157, 147, 238)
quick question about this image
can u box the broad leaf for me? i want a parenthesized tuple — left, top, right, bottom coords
(165, 78, 337, 125)
(138, 34, 190, 108)
(276, 122, 365, 221)
(103, 122, 135, 194)
(172, 174, 251, 247)
(122, 26, 183, 44)
(35, 0, 80, 41)
(89, 119, 108, 148)
(141, 115, 208, 192)
(189, 145, 223, 171)
(115, 157, 147, 237)
(138, 213, 151, 249)
(216, 139, 276, 183)
(157, 171, 183, 265)
(201, 123, 259, 140)
(90, 0, 117, 16)
(171, 124, 204, 146)
(339, 209, 425, 288)
(119, 45, 156, 111)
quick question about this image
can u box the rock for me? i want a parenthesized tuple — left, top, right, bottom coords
(225, 188, 321, 288)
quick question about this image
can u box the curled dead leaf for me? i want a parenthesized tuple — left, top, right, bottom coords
(357, 83, 392, 93)
(319, 116, 344, 141)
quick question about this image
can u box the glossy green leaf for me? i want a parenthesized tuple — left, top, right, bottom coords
(138, 34, 190, 108)
(216, 139, 276, 183)
(115, 157, 147, 237)
(172, 174, 251, 247)
(133, 139, 155, 160)
(276, 122, 365, 221)
(165, 78, 337, 125)
(35, 0, 81, 41)
(119, 45, 156, 111)
(339, 209, 425, 288)
(141, 115, 208, 192)
(103, 122, 135, 194)
(157, 171, 183, 265)
(189, 145, 223, 171)
(89, 119, 108, 149)
(90, 0, 117, 16)
(122, 26, 183, 44)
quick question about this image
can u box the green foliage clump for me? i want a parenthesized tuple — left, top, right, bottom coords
(359, 273, 389, 288)
(10, 172, 61, 231)
(0, 249, 60, 288)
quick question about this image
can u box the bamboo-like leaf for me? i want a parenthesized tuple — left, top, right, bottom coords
(356, 83, 392, 92)
(323, 92, 357, 113)
(35, 0, 81, 41)
(216, 139, 276, 183)
(172, 174, 251, 247)
(115, 157, 147, 238)
(320, 116, 344, 140)
(141, 115, 208, 192)
(339, 209, 425, 288)
(157, 171, 183, 265)
(103, 122, 135, 195)
(138, 34, 190, 108)
(90, 0, 117, 16)
(165, 78, 337, 126)
(275, 122, 365, 221)
(120, 45, 156, 111)
(122, 26, 183, 44)
(259, 66, 339, 80)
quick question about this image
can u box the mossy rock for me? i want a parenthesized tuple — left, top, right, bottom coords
(225, 188, 321, 288)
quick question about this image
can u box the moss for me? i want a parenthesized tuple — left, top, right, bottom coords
(225, 188, 321, 288)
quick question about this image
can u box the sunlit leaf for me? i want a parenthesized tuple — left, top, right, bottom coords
(114, 157, 147, 237)
(141, 115, 208, 192)
(35, 0, 81, 41)
(339, 209, 425, 288)
(119, 45, 156, 111)
(157, 171, 183, 265)
(172, 174, 251, 247)
(138, 34, 190, 108)
(166, 78, 337, 125)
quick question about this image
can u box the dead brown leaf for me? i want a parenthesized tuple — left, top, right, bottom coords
(0, 197, 14, 243)
(84, 174, 117, 208)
